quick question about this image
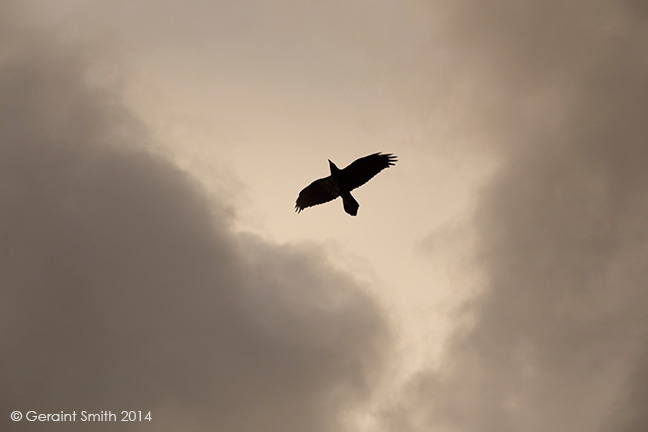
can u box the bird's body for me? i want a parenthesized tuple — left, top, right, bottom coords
(295, 153, 397, 216)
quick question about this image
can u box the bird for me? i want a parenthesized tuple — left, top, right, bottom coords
(295, 152, 397, 216)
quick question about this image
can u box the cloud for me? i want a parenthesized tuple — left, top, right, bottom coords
(385, 1, 648, 432)
(0, 4, 389, 431)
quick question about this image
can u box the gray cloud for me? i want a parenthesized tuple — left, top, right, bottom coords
(0, 4, 389, 431)
(387, 1, 648, 431)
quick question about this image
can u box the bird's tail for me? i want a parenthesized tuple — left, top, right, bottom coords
(342, 192, 359, 216)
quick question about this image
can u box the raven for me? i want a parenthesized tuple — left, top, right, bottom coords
(295, 152, 397, 216)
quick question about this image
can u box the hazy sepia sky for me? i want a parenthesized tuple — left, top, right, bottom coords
(3, 1, 647, 431)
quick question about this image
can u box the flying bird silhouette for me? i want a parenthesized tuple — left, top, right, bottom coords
(295, 152, 397, 216)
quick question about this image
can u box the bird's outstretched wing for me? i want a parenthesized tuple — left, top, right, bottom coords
(295, 176, 339, 213)
(339, 152, 397, 191)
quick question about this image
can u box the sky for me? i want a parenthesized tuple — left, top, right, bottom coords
(2, 1, 647, 431)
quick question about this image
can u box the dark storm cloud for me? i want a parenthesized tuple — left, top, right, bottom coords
(0, 4, 389, 431)
(388, 1, 648, 432)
